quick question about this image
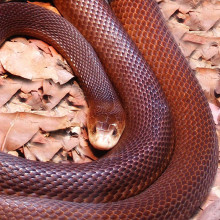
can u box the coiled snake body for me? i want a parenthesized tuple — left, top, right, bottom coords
(0, 0, 218, 219)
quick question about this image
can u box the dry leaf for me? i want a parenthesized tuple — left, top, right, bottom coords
(27, 137, 63, 162)
(0, 39, 74, 84)
(72, 149, 93, 163)
(62, 135, 79, 151)
(197, 199, 220, 220)
(1, 95, 32, 113)
(159, 1, 180, 20)
(183, 33, 220, 45)
(68, 82, 88, 106)
(0, 78, 21, 107)
(31, 131, 48, 144)
(0, 112, 72, 152)
(0, 62, 6, 74)
(209, 103, 220, 124)
(23, 146, 37, 161)
(196, 68, 219, 95)
(43, 80, 71, 110)
(186, 2, 220, 31)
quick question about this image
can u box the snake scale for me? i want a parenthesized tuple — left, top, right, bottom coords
(0, 0, 218, 219)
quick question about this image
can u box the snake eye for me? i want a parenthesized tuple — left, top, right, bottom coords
(112, 128, 117, 136)
(93, 126, 97, 134)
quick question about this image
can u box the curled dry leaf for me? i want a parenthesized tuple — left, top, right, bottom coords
(28, 39, 52, 54)
(71, 108, 88, 127)
(25, 91, 44, 110)
(78, 136, 97, 160)
(201, 44, 219, 61)
(159, 0, 220, 80)
(0, 112, 39, 152)
(167, 20, 197, 57)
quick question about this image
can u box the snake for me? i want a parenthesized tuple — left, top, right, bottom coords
(0, 0, 218, 219)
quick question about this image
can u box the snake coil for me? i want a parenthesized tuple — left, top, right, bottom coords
(0, 0, 218, 219)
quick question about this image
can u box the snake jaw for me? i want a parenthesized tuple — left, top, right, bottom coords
(88, 122, 123, 150)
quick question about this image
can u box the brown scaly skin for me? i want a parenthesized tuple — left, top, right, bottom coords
(0, 0, 218, 219)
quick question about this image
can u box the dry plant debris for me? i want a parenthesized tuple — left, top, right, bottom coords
(0, 37, 97, 163)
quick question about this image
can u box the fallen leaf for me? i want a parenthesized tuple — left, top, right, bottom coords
(0, 112, 72, 152)
(52, 150, 69, 163)
(1, 95, 32, 113)
(27, 137, 63, 162)
(159, 1, 180, 20)
(63, 136, 79, 151)
(31, 131, 48, 144)
(0, 62, 6, 74)
(23, 146, 37, 161)
(183, 33, 220, 45)
(68, 82, 88, 106)
(0, 78, 21, 107)
(72, 149, 93, 163)
(186, 2, 220, 31)
(43, 80, 71, 110)
(197, 199, 220, 220)
(209, 103, 220, 124)
(196, 68, 219, 95)
(0, 39, 74, 84)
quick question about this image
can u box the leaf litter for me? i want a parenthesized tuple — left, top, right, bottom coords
(0, 36, 97, 163)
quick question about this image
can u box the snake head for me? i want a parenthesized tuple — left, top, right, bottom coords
(87, 112, 125, 150)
